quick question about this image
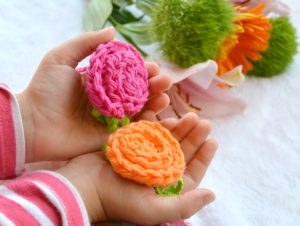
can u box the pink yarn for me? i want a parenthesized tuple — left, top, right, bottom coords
(78, 40, 149, 119)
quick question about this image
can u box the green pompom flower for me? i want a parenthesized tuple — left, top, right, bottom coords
(151, 0, 235, 68)
(249, 17, 298, 77)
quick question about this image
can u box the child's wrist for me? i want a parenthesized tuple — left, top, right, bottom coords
(16, 92, 34, 162)
(56, 166, 96, 222)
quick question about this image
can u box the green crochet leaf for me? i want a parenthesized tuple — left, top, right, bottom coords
(83, 0, 113, 31)
(101, 144, 110, 162)
(91, 107, 103, 120)
(91, 108, 130, 132)
(155, 178, 184, 196)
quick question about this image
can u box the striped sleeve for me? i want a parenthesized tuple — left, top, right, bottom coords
(0, 170, 90, 226)
(0, 83, 25, 179)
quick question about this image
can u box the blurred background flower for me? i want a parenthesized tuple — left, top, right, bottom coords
(82, 0, 297, 119)
(231, 0, 290, 15)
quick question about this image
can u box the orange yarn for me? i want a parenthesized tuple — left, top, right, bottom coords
(106, 121, 185, 187)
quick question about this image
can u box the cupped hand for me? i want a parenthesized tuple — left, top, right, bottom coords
(17, 27, 171, 163)
(57, 113, 218, 225)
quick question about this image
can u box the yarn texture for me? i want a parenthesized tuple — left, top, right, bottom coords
(79, 40, 149, 119)
(106, 121, 185, 187)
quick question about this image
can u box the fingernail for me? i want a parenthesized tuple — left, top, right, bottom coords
(203, 194, 215, 206)
(101, 26, 114, 32)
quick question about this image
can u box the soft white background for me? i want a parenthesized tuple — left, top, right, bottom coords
(0, 1, 299, 225)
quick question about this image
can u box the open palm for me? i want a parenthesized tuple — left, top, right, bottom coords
(18, 27, 171, 163)
(58, 113, 218, 225)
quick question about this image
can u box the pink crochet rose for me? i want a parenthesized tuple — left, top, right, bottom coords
(78, 40, 148, 120)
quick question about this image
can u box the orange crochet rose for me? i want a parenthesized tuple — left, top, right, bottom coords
(106, 121, 185, 187)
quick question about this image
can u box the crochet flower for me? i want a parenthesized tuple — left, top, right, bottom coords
(106, 121, 185, 194)
(216, 5, 272, 75)
(78, 41, 148, 130)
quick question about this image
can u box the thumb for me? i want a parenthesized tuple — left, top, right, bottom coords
(46, 27, 115, 67)
(135, 188, 215, 225)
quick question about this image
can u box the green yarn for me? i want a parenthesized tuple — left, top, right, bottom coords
(100, 144, 108, 151)
(151, 0, 235, 68)
(101, 144, 110, 162)
(155, 178, 184, 196)
(91, 108, 130, 132)
(249, 17, 298, 77)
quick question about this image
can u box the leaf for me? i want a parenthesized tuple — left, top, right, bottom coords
(83, 0, 113, 31)
(135, 0, 158, 15)
(112, 0, 134, 8)
(111, 3, 143, 24)
(115, 30, 148, 57)
(116, 22, 154, 45)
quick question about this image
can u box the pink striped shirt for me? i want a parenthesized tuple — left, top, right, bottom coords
(0, 84, 89, 225)
(0, 171, 89, 225)
(0, 84, 25, 179)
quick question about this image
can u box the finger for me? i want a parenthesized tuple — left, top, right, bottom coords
(148, 74, 172, 96)
(171, 112, 199, 141)
(136, 110, 157, 122)
(144, 189, 215, 225)
(183, 139, 218, 191)
(145, 93, 170, 114)
(137, 93, 170, 121)
(180, 119, 212, 164)
(160, 118, 178, 131)
(46, 27, 115, 67)
(145, 62, 160, 78)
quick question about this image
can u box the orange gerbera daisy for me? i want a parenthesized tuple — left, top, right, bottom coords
(216, 4, 272, 75)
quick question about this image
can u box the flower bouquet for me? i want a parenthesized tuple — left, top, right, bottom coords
(83, 0, 297, 119)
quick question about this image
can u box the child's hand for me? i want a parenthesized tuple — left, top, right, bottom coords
(57, 113, 217, 225)
(17, 27, 171, 163)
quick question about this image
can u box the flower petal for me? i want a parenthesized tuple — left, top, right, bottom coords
(157, 62, 247, 119)
(231, 0, 290, 16)
(272, 1, 290, 16)
(215, 65, 245, 86)
(158, 59, 218, 88)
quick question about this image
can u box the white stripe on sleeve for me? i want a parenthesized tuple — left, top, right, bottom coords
(30, 181, 69, 225)
(0, 212, 15, 226)
(0, 186, 54, 226)
(10, 94, 25, 176)
(42, 171, 90, 226)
